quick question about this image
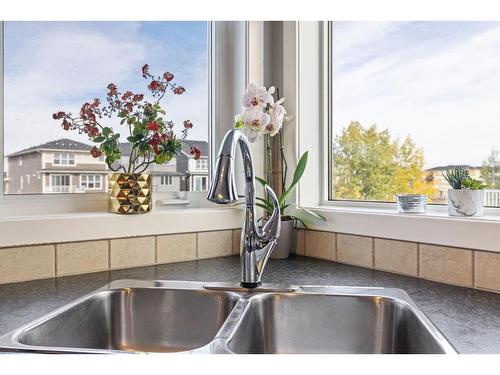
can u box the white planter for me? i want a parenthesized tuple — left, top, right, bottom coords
(447, 189, 484, 217)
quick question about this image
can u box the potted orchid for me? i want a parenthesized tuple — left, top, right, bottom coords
(235, 83, 326, 259)
(52, 64, 200, 214)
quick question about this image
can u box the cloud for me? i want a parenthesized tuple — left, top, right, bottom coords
(332, 21, 500, 168)
(3, 21, 209, 155)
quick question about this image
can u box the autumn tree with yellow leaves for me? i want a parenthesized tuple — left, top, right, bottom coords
(331, 121, 436, 201)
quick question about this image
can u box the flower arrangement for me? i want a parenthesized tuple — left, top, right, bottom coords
(235, 83, 325, 228)
(442, 166, 486, 190)
(52, 64, 200, 174)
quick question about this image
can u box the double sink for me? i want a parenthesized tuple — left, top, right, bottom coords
(0, 280, 456, 354)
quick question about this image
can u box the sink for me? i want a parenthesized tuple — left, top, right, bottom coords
(0, 281, 456, 354)
(226, 292, 450, 354)
(4, 281, 240, 353)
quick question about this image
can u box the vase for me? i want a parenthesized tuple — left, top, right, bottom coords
(270, 218, 294, 259)
(447, 189, 484, 217)
(108, 173, 152, 214)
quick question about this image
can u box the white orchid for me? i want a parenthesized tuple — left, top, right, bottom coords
(242, 83, 274, 109)
(263, 97, 287, 136)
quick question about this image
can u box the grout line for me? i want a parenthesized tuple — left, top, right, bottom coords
(54, 244, 58, 277)
(417, 242, 420, 277)
(196, 232, 199, 259)
(107, 239, 111, 270)
(472, 250, 476, 288)
(371, 237, 375, 268)
(154, 236, 158, 264)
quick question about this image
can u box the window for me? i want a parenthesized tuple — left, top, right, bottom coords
(160, 175, 173, 186)
(192, 176, 208, 192)
(195, 159, 208, 171)
(81, 174, 102, 190)
(2, 21, 210, 199)
(51, 175, 71, 193)
(328, 21, 500, 208)
(54, 153, 75, 166)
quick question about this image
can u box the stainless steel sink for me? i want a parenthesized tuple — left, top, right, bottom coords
(226, 292, 451, 354)
(0, 281, 456, 354)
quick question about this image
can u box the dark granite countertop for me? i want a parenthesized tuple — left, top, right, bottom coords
(1, 255, 500, 354)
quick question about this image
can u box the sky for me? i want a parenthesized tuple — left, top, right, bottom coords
(332, 21, 500, 169)
(3, 21, 209, 155)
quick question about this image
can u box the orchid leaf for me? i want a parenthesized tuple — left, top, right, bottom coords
(279, 151, 308, 206)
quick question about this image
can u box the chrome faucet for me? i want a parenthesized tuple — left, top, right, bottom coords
(207, 129, 281, 288)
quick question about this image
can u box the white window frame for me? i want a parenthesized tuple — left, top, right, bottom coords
(195, 158, 208, 171)
(50, 174, 71, 193)
(192, 175, 208, 192)
(0, 21, 253, 221)
(80, 174, 102, 190)
(287, 21, 500, 252)
(160, 175, 173, 186)
(53, 152, 75, 166)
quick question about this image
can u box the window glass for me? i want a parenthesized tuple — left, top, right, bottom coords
(3, 21, 210, 200)
(329, 21, 500, 207)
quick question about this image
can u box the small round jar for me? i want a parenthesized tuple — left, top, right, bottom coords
(397, 194, 427, 214)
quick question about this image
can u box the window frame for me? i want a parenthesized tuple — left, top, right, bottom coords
(160, 175, 173, 186)
(53, 152, 75, 166)
(324, 21, 500, 211)
(0, 21, 250, 218)
(80, 174, 102, 190)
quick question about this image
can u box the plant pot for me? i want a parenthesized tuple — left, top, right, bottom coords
(270, 218, 294, 259)
(108, 173, 152, 214)
(447, 189, 484, 217)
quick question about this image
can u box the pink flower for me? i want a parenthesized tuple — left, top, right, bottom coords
(90, 146, 102, 158)
(174, 86, 185, 95)
(163, 72, 174, 81)
(183, 120, 193, 129)
(147, 121, 159, 132)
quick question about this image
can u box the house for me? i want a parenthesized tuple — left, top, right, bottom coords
(5, 139, 109, 194)
(6, 138, 210, 195)
(425, 165, 482, 203)
(117, 139, 209, 194)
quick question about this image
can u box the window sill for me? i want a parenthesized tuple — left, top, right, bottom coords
(0, 207, 243, 248)
(305, 205, 500, 252)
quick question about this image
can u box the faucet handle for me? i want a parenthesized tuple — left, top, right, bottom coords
(261, 184, 281, 241)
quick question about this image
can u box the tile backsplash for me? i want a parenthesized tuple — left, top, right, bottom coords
(296, 229, 500, 294)
(0, 229, 239, 284)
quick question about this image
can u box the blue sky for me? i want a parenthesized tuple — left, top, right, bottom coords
(3, 21, 209, 155)
(332, 21, 500, 168)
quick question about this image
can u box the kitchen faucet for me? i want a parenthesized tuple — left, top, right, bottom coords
(207, 129, 281, 288)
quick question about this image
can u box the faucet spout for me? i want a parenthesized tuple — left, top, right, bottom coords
(207, 129, 281, 288)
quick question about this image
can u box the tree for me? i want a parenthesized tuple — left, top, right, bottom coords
(332, 121, 436, 201)
(481, 150, 500, 189)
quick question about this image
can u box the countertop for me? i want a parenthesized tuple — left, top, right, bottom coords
(1, 255, 500, 354)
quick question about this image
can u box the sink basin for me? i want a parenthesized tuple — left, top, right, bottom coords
(7, 281, 240, 353)
(226, 292, 449, 354)
(0, 281, 456, 354)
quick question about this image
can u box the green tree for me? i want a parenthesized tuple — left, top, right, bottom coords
(332, 121, 435, 201)
(480, 150, 500, 189)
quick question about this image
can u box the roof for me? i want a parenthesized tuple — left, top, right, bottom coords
(8, 138, 93, 157)
(119, 139, 209, 158)
(425, 164, 480, 172)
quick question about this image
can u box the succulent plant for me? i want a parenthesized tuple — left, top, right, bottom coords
(442, 166, 485, 190)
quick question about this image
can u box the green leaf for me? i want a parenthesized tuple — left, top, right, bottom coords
(120, 118, 127, 125)
(279, 151, 308, 206)
(298, 207, 327, 222)
(256, 197, 273, 210)
(92, 136, 105, 143)
(255, 176, 267, 187)
(102, 127, 112, 137)
(256, 203, 274, 214)
(127, 136, 137, 143)
(287, 215, 308, 229)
